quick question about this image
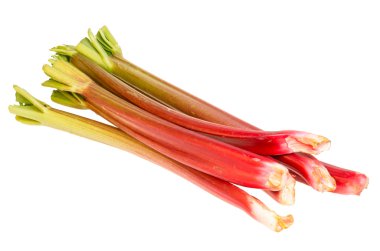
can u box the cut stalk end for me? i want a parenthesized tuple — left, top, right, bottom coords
(312, 165, 337, 192)
(286, 133, 331, 155)
(277, 174, 296, 205)
(275, 215, 294, 232)
(267, 164, 289, 191)
(265, 173, 296, 205)
(248, 197, 294, 232)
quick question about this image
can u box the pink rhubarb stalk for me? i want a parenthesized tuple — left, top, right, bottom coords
(89, 102, 296, 205)
(9, 86, 293, 231)
(276, 153, 336, 192)
(68, 53, 330, 156)
(42, 60, 289, 190)
(322, 162, 368, 195)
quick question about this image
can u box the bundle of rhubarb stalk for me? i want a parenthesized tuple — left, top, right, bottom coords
(9, 26, 368, 232)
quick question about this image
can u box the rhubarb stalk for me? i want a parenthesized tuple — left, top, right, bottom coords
(8, 86, 293, 231)
(67, 52, 329, 156)
(276, 153, 335, 192)
(322, 162, 368, 195)
(42, 60, 290, 190)
(93, 101, 296, 205)
(50, 89, 295, 205)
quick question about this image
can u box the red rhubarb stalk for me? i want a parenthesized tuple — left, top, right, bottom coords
(89, 102, 296, 205)
(322, 162, 368, 195)
(9, 86, 293, 231)
(42, 60, 290, 190)
(49, 88, 296, 205)
(280, 155, 368, 195)
(69, 53, 330, 156)
(276, 153, 335, 192)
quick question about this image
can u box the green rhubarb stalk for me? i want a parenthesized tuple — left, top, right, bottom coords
(8, 86, 293, 231)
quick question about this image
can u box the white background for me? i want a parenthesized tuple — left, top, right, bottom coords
(1, 0, 379, 250)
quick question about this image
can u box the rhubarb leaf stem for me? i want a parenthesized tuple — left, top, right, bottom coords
(96, 26, 123, 57)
